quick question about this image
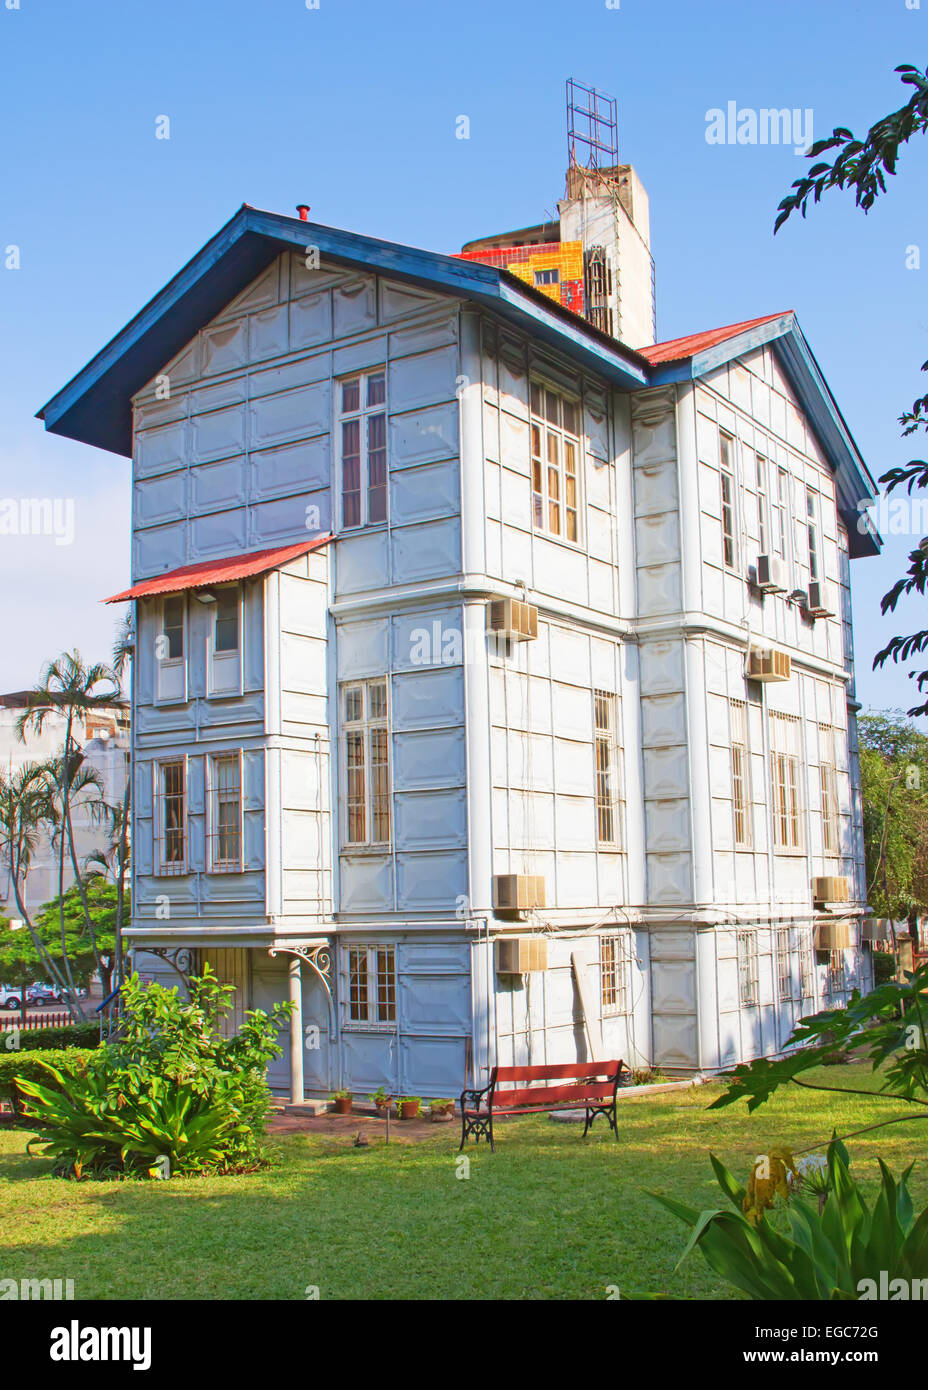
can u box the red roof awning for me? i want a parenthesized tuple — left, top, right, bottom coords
(638, 312, 790, 365)
(104, 535, 333, 603)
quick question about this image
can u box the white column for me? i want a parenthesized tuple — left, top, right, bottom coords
(289, 957, 303, 1104)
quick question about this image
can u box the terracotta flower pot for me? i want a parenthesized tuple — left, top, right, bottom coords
(333, 1096, 352, 1115)
(399, 1100, 420, 1120)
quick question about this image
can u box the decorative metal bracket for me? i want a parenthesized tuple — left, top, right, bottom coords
(268, 941, 335, 1038)
(141, 947, 195, 990)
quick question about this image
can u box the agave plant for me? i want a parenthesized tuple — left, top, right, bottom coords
(647, 1140, 928, 1299)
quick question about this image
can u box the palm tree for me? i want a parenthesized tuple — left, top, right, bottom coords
(16, 651, 122, 1018)
(0, 763, 74, 1013)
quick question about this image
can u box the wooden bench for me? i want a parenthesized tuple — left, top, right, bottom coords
(459, 1060, 627, 1152)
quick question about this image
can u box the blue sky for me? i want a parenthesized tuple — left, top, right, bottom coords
(1, 0, 926, 714)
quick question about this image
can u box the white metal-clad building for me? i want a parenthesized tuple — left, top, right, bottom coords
(38, 177, 880, 1099)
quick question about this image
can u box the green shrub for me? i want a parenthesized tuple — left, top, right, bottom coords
(18, 1022, 100, 1052)
(18, 967, 290, 1179)
(646, 1140, 928, 1300)
(0, 1049, 91, 1117)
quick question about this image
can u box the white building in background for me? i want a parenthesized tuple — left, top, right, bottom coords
(0, 693, 129, 919)
(37, 157, 880, 1098)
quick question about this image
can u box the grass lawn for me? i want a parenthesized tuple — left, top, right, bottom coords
(2, 1066, 927, 1300)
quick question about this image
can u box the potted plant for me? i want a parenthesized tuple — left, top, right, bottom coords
(427, 1098, 454, 1122)
(369, 1087, 393, 1115)
(397, 1095, 421, 1120)
(330, 1088, 353, 1115)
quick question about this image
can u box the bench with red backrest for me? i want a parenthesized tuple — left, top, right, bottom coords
(459, 1059, 627, 1151)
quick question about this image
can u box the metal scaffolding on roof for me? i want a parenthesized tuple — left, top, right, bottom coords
(566, 78, 618, 172)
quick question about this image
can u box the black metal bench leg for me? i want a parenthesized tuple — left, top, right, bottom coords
(582, 1106, 591, 1138)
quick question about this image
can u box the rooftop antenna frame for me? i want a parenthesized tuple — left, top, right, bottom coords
(566, 78, 618, 173)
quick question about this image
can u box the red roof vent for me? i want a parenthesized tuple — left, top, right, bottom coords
(296, 204, 311, 221)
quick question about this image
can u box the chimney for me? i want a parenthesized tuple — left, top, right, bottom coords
(296, 204, 310, 221)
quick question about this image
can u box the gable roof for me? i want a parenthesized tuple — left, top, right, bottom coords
(36, 207, 880, 559)
(638, 312, 787, 365)
(36, 204, 649, 459)
(642, 310, 880, 557)
(104, 535, 331, 603)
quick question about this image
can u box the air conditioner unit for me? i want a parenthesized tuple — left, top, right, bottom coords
(807, 581, 835, 618)
(747, 648, 791, 682)
(496, 936, 549, 974)
(487, 597, 538, 642)
(756, 553, 787, 593)
(493, 874, 546, 915)
(814, 919, 853, 951)
(813, 875, 850, 904)
(861, 916, 892, 942)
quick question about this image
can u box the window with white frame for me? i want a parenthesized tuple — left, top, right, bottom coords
(594, 689, 619, 846)
(342, 679, 391, 847)
(530, 381, 581, 542)
(818, 724, 840, 857)
(339, 369, 387, 529)
(719, 431, 737, 570)
(208, 584, 242, 697)
(737, 929, 759, 1008)
(208, 754, 243, 872)
(770, 713, 803, 852)
(600, 933, 629, 1015)
(730, 699, 752, 848)
(799, 928, 815, 998)
(773, 465, 790, 560)
(155, 759, 186, 875)
(156, 595, 186, 703)
(755, 453, 769, 554)
(774, 927, 793, 1001)
(347, 945, 396, 1025)
(806, 487, 821, 582)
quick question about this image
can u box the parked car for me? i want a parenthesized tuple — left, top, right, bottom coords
(0, 985, 23, 1011)
(26, 983, 61, 1006)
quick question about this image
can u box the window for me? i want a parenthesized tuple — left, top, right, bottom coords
(600, 934, 628, 1015)
(819, 725, 840, 857)
(534, 268, 560, 286)
(799, 929, 815, 998)
(162, 596, 184, 660)
(737, 930, 759, 1007)
(339, 369, 387, 529)
(755, 454, 768, 553)
(773, 466, 789, 559)
(719, 432, 737, 569)
(347, 945, 396, 1025)
(826, 950, 846, 998)
(156, 596, 186, 703)
(530, 382, 581, 542)
(214, 590, 239, 653)
(770, 713, 803, 851)
(806, 487, 820, 581)
(156, 759, 186, 874)
(208, 585, 242, 697)
(342, 679, 391, 846)
(594, 690, 619, 845)
(774, 927, 793, 1001)
(730, 699, 752, 848)
(209, 754, 242, 872)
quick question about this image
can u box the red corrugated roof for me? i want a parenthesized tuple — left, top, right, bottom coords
(104, 535, 332, 603)
(637, 312, 791, 365)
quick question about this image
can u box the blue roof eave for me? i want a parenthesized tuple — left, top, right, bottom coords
(36, 206, 648, 458)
